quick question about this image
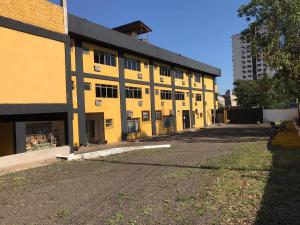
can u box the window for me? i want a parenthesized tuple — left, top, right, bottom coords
(196, 94, 202, 101)
(175, 92, 185, 100)
(160, 66, 171, 77)
(155, 89, 160, 95)
(142, 111, 150, 122)
(94, 51, 116, 66)
(145, 88, 150, 94)
(156, 111, 162, 120)
(82, 47, 90, 55)
(160, 90, 172, 100)
(144, 62, 149, 69)
(174, 70, 184, 79)
(95, 84, 118, 98)
(84, 82, 91, 91)
(105, 119, 113, 128)
(124, 58, 141, 71)
(127, 119, 140, 133)
(125, 86, 142, 99)
(194, 75, 201, 83)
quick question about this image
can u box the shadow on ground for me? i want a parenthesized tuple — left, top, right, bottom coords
(254, 143, 300, 225)
(141, 125, 271, 143)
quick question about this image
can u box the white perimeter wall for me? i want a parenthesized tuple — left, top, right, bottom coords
(263, 109, 298, 123)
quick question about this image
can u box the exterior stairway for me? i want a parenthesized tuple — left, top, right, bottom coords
(272, 122, 300, 149)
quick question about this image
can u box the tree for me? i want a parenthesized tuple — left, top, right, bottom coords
(238, 0, 300, 98)
(234, 77, 292, 108)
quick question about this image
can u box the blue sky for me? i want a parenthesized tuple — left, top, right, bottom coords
(51, 0, 249, 94)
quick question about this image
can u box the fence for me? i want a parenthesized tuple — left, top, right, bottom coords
(263, 108, 298, 123)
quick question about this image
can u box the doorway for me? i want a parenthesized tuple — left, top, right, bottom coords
(182, 110, 190, 130)
(86, 113, 105, 145)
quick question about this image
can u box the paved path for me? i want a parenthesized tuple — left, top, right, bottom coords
(0, 124, 270, 225)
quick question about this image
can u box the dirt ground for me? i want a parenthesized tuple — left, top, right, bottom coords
(0, 124, 271, 225)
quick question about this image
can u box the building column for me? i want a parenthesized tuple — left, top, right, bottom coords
(65, 36, 74, 151)
(14, 122, 26, 154)
(213, 77, 217, 124)
(188, 73, 194, 128)
(202, 76, 207, 127)
(74, 39, 87, 146)
(171, 68, 177, 132)
(149, 60, 156, 135)
(118, 51, 127, 141)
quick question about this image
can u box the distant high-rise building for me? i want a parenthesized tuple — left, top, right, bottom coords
(232, 33, 275, 82)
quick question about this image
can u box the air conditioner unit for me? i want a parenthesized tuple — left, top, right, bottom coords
(161, 102, 165, 106)
(127, 110, 133, 118)
(195, 102, 198, 106)
(137, 73, 143, 79)
(94, 65, 101, 72)
(160, 77, 164, 82)
(182, 81, 185, 85)
(95, 100, 102, 106)
(194, 83, 197, 87)
(138, 101, 143, 107)
(182, 102, 186, 106)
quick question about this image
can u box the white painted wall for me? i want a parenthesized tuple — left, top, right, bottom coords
(263, 109, 298, 123)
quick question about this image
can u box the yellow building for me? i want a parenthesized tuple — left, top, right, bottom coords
(0, 0, 221, 157)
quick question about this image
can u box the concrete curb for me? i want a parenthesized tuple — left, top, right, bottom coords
(0, 146, 70, 172)
(57, 144, 171, 161)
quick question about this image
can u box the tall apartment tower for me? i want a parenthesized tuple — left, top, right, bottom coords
(232, 33, 275, 82)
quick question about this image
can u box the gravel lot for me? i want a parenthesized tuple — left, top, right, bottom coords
(0, 124, 270, 225)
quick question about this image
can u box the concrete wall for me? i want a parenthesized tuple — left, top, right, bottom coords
(263, 109, 298, 123)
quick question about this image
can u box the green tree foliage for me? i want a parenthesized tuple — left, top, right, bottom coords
(238, 0, 300, 97)
(234, 77, 291, 108)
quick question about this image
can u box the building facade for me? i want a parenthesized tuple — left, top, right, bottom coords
(0, 0, 221, 157)
(232, 33, 275, 82)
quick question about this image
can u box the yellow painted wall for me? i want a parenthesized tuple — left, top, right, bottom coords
(153, 62, 172, 85)
(204, 75, 214, 91)
(82, 43, 119, 78)
(70, 39, 76, 72)
(192, 91, 204, 128)
(84, 78, 122, 143)
(73, 113, 79, 147)
(0, 27, 67, 104)
(72, 76, 78, 109)
(0, 0, 64, 33)
(126, 83, 152, 139)
(124, 54, 150, 81)
(174, 68, 189, 88)
(154, 86, 173, 134)
(175, 89, 191, 131)
(191, 73, 202, 89)
(205, 92, 215, 126)
(0, 123, 14, 157)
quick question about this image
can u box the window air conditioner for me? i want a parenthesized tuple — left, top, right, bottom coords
(137, 73, 143, 79)
(127, 111, 133, 118)
(94, 65, 101, 72)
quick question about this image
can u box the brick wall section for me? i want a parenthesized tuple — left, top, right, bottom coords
(0, 0, 64, 33)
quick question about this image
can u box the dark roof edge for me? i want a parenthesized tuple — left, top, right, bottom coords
(68, 15, 221, 77)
